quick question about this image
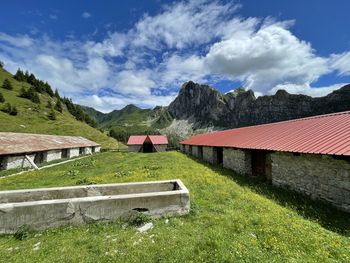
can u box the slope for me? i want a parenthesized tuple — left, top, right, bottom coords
(0, 68, 119, 149)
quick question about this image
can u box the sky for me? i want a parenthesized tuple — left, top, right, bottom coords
(0, 0, 349, 113)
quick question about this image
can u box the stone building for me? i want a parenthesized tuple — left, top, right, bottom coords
(181, 111, 350, 213)
(127, 135, 168, 152)
(0, 133, 101, 170)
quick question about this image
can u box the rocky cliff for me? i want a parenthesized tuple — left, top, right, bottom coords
(168, 81, 350, 129)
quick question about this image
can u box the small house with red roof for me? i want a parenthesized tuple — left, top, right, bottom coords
(127, 135, 168, 153)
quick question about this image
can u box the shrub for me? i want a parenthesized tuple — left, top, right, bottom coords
(0, 60, 4, 68)
(126, 212, 151, 227)
(1, 102, 18, 116)
(48, 107, 56, 120)
(2, 79, 13, 90)
(75, 177, 96, 185)
(14, 225, 32, 240)
(19, 87, 40, 103)
(0, 92, 4, 103)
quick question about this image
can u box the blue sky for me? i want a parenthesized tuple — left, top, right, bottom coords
(0, 0, 349, 112)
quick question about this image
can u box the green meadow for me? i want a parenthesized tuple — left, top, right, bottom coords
(0, 151, 349, 262)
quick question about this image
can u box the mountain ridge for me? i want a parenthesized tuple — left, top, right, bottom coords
(83, 81, 350, 132)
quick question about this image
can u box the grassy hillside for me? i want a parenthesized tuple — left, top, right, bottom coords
(0, 151, 349, 262)
(82, 104, 174, 143)
(0, 68, 119, 149)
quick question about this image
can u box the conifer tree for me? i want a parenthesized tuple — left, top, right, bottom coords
(0, 92, 4, 103)
(55, 99, 63, 113)
(2, 79, 13, 90)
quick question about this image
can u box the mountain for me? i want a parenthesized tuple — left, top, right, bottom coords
(0, 67, 119, 149)
(168, 81, 350, 129)
(82, 103, 173, 130)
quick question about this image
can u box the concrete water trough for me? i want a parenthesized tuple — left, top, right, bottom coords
(0, 179, 190, 234)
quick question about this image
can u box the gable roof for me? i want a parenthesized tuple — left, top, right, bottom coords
(127, 135, 168, 145)
(181, 111, 350, 156)
(0, 132, 100, 156)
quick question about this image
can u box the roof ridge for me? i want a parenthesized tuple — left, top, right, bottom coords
(235, 110, 350, 131)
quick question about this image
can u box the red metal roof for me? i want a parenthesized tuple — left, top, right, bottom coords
(0, 132, 100, 156)
(181, 111, 350, 156)
(127, 135, 168, 145)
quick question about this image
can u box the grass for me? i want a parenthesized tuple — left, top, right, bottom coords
(0, 68, 119, 149)
(0, 151, 349, 262)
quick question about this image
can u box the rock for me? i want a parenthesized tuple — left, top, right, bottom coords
(136, 223, 153, 233)
(168, 81, 350, 130)
(33, 242, 41, 250)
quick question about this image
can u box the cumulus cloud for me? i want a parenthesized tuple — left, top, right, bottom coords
(205, 22, 330, 93)
(0, 0, 349, 111)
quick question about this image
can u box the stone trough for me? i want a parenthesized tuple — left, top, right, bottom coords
(0, 179, 190, 234)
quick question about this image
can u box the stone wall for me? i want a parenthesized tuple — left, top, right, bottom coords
(2, 154, 36, 170)
(223, 148, 252, 175)
(183, 145, 191, 154)
(44, 150, 62, 162)
(191, 146, 199, 158)
(95, 146, 101, 153)
(86, 147, 93, 155)
(271, 152, 350, 212)
(69, 148, 80, 158)
(128, 145, 142, 152)
(154, 145, 167, 152)
(203, 146, 214, 164)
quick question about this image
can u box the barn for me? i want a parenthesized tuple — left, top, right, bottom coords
(181, 111, 350, 212)
(0, 132, 101, 170)
(127, 135, 168, 152)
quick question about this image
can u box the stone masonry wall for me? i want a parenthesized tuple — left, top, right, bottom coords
(223, 148, 252, 175)
(44, 150, 62, 162)
(69, 148, 80, 158)
(128, 145, 142, 152)
(271, 152, 350, 212)
(95, 146, 101, 153)
(3, 154, 36, 170)
(203, 146, 214, 164)
(85, 147, 93, 155)
(154, 145, 167, 152)
(191, 146, 199, 158)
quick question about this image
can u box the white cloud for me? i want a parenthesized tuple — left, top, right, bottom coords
(115, 70, 155, 96)
(0, 33, 34, 47)
(329, 51, 350, 76)
(82, 12, 92, 19)
(0, 0, 349, 112)
(269, 82, 347, 97)
(205, 23, 330, 93)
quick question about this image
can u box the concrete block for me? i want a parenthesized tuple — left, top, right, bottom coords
(0, 179, 190, 233)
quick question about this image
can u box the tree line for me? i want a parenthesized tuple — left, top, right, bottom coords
(0, 65, 96, 127)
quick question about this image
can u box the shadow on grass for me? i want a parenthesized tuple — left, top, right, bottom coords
(187, 155, 350, 236)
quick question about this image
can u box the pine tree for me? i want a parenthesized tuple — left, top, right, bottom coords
(1, 102, 17, 116)
(14, 69, 26, 82)
(54, 89, 60, 98)
(55, 99, 63, 113)
(2, 79, 13, 90)
(0, 61, 4, 68)
(47, 100, 53, 108)
(0, 92, 4, 103)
